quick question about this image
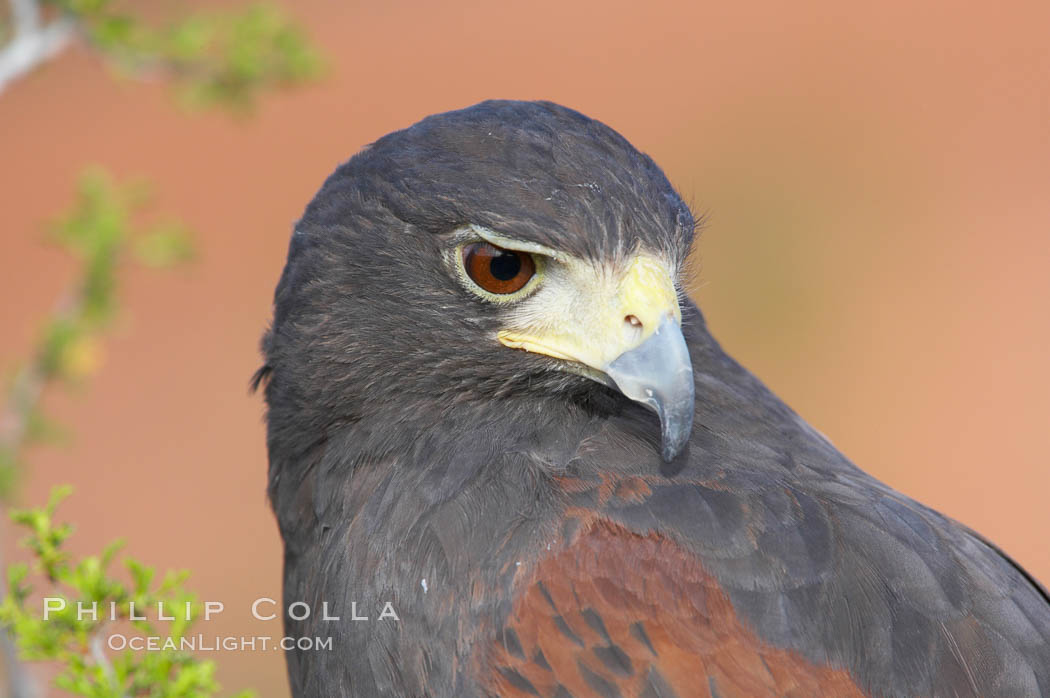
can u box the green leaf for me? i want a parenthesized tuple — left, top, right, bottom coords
(134, 223, 195, 267)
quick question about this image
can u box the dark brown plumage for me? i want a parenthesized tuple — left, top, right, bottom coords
(257, 100, 1050, 697)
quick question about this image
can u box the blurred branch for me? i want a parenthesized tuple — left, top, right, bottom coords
(0, 0, 324, 110)
(0, 0, 76, 93)
(0, 169, 193, 697)
(0, 168, 195, 499)
(1, 2, 325, 693)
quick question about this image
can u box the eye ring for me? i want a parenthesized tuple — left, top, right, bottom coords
(460, 241, 538, 297)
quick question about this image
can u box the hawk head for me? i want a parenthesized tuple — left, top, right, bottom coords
(257, 100, 697, 468)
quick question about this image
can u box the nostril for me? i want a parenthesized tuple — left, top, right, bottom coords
(625, 315, 643, 328)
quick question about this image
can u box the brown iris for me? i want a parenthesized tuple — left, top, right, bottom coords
(462, 242, 536, 295)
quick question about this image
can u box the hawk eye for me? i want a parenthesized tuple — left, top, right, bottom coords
(462, 242, 536, 295)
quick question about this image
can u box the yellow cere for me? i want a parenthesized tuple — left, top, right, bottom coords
(497, 253, 680, 371)
(619, 255, 681, 327)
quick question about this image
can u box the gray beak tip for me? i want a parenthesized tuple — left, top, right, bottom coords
(605, 316, 695, 463)
(658, 393, 694, 462)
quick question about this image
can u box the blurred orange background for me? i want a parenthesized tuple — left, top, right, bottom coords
(2, 0, 1048, 694)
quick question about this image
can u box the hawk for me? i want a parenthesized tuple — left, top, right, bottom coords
(256, 100, 1050, 697)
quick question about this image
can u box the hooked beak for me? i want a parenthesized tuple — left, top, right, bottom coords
(604, 315, 694, 461)
(498, 254, 695, 462)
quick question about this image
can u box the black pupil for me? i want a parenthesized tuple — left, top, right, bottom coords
(489, 250, 521, 281)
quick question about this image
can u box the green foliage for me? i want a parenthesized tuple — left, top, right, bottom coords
(1, 1, 325, 692)
(48, 168, 194, 327)
(0, 168, 194, 497)
(0, 487, 252, 697)
(44, 0, 324, 111)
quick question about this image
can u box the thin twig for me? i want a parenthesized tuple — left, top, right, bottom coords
(0, 614, 39, 698)
(0, 0, 76, 95)
(0, 290, 81, 454)
(0, 363, 46, 450)
(11, 0, 41, 36)
(90, 630, 124, 697)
